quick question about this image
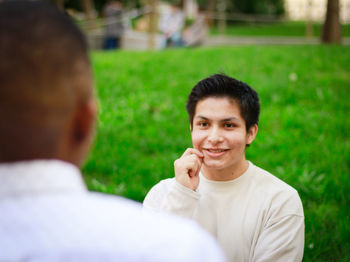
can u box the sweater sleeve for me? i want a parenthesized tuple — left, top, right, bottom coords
(143, 178, 200, 219)
(251, 191, 305, 262)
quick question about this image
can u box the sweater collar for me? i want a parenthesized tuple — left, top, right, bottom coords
(199, 161, 254, 190)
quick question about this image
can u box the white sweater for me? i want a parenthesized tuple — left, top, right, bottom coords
(144, 161, 304, 262)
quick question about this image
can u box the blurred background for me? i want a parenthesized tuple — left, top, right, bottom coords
(51, 0, 349, 48)
(45, 0, 350, 261)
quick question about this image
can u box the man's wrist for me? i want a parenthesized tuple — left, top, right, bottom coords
(173, 180, 200, 197)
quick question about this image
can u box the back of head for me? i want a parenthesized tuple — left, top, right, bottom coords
(186, 74, 260, 131)
(0, 1, 93, 163)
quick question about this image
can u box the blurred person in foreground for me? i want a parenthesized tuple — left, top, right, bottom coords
(144, 74, 305, 261)
(0, 2, 225, 261)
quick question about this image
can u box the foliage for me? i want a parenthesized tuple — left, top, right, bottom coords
(195, 0, 284, 15)
(84, 45, 350, 261)
(63, 0, 141, 14)
(233, 0, 284, 15)
(63, 0, 284, 16)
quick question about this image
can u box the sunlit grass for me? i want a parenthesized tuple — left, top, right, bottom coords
(83, 45, 350, 261)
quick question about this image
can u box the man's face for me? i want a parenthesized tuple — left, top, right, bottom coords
(191, 97, 256, 172)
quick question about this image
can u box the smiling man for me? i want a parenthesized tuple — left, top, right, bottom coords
(143, 74, 305, 262)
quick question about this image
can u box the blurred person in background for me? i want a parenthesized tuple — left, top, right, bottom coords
(0, 1, 226, 261)
(103, 0, 124, 49)
(182, 8, 208, 47)
(158, 2, 185, 48)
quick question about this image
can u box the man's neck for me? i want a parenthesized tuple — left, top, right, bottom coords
(201, 158, 249, 181)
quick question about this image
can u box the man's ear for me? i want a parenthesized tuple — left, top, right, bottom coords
(246, 124, 258, 146)
(72, 99, 97, 144)
(58, 99, 97, 167)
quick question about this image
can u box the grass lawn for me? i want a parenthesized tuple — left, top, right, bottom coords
(84, 45, 350, 261)
(210, 21, 350, 37)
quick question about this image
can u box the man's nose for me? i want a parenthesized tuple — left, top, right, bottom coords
(207, 126, 223, 144)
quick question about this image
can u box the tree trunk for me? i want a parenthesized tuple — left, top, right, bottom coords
(56, 0, 64, 10)
(217, 0, 227, 35)
(148, 0, 158, 50)
(206, 0, 216, 27)
(306, 0, 313, 38)
(81, 0, 96, 30)
(321, 0, 342, 43)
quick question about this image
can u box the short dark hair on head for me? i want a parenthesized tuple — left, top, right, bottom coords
(0, 0, 89, 90)
(186, 74, 260, 131)
(0, 0, 91, 104)
(0, 0, 91, 162)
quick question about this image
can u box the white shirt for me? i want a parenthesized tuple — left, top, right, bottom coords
(158, 9, 185, 35)
(0, 160, 225, 262)
(144, 162, 305, 262)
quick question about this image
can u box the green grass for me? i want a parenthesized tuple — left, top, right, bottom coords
(210, 21, 350, 37)
(83, 45, 350, 261)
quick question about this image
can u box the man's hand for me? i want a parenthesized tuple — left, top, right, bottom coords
(174, 148, 203, 191)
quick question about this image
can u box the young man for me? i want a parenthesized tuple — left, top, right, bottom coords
(144, 74, 305, 261)
(0, 2, 225, 261)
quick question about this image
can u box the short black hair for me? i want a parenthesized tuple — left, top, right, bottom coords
(0, 0, 89, 92)
(0, 0, 92, 162)
(186, 74, 260, 131)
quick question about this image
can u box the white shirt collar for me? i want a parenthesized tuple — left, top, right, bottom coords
(0, 159, 87, 198)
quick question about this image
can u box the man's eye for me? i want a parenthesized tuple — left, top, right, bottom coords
(199, 122, 208, 127)
(225, 123, 235, 128)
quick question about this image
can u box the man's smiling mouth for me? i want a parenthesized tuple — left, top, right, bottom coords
(202, 148, 230, 157)
(206, 149, 227, 152)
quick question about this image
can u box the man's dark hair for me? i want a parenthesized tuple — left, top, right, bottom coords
(0, 0, 92, 162)
(186, 74, 260, 131)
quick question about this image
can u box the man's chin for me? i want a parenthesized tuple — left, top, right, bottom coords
(203, 160, 224, 170)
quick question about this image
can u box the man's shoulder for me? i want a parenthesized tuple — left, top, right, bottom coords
(1, 192, 224, 261)
(249, 162, 298, 194)
(87, 192, 225, 261)
(157, 177, 176, 186)
(248, 162, 304, 216)
(146, 177, 176, 193)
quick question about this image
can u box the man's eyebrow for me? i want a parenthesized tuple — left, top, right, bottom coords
(221, 117, 239, 122)
(195, 115, 209, 120)
(194, 116, 239, 121)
